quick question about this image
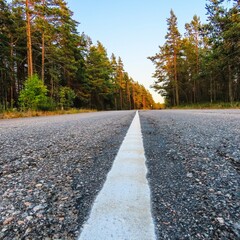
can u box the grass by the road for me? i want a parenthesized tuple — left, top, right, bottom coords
(1, 102, 239, 119)
(0, 108, 96, 119)
(171, 102, 240, 109)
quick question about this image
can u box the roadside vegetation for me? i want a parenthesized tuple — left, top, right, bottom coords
(0, 108, 95, 119)
(171, 102, 240, 109)
(150, 0, 240, 108)
(0, 74, 95, 119)
(0, 0, 155, 117)
(1, 0, 238, 117)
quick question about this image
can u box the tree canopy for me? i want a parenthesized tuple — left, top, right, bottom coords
(0, 0, 155, 111)
(149, 0, 240, 106)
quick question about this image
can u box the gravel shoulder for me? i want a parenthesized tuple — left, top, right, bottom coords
(140, 110, 240, 240)
(0, 111, 135, 239)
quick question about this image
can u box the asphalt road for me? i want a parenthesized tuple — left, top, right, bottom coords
(140, 110, 240, 240)
(0, 110, 239, 239)
(0, 111, 135, 239)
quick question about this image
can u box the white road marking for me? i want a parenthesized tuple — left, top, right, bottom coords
(78, 111, 156, 240)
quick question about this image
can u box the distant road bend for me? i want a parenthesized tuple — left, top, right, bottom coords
(0, 110, 239, 239)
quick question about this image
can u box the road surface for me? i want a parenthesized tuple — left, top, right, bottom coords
(0, 110, 239, 239)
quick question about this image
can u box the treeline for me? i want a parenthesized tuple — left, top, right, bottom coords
(0, 0, 155, 111)
(149, 0, 240, 106)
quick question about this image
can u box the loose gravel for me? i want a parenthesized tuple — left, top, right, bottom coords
(140, 110, 240, 240)
(0, 111, 135, 240)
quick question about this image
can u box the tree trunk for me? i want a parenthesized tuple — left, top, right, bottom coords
(174, 51, 179, 105)
(128, 85, 131, 110)
(126, 80, 131, 110)
(10, 36, 15, 107)
(132, 85, 136, 109)
(26, 0, 33, 77)
(228, 63, 233, 103)
(193, 77, 196, 104)
(42, 32, 45, 82)
(195, 30, 199, 103)
(41, 0, 45, 83)
(114, 95, 117, 110)
(120, 88, 123, 110)
(210, 74, 213, 103)
(142, 95, 146, 109)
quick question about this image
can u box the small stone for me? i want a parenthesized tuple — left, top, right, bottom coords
(61, 197, 68, 201)
(35, 183, 43, 188)
(24, 227, 32, 235)
(17, 220, 25, 225)
(225, 193, 231, 199)
(36, 213, 43, 218)
(33, 204, 44, 212)
(216, 217, 225, 225)
(26, 216, 33, 221)
(24, 202, 32, 207)
(3, 217, 14, 225)
(187, 172, 193, 178)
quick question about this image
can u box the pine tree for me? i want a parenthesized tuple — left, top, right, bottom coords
(184, 15, 202, 103)
(165, 10, 181, 105)
(205, 0, 240, 102)
(110, 53, 119, 109)
(149, 10, 182, 106)
(25, 0, 33, 77)
(0, 0, 156, 111)
(0, 0, 12, 109)
(85, 41, 113, 109)
(116, 57, 125, 109)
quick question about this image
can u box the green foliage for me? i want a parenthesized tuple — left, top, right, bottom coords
(1, 0, 155, 112)
(85, 41, 114, 109)
(59, 86, 76, 110)
(19, 74, 49, 111)
(172, 102, 240, 109)
(150, 0, 240, 107)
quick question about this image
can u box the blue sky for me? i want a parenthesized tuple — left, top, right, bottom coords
(66, 0, 211, 103)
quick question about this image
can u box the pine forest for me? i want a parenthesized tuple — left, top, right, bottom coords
(0, 0, 155, 112)
(0, 0, 239, 111)
(150, 0, 239, 106)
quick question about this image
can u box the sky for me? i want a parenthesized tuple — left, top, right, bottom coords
(67, 1, 210, 103)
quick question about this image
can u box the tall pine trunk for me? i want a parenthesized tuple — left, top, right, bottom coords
(127, 81, 131, 110)
(174, 51, 179, 106)
(228, 63, 233, 103)
(41, 0, 45, 83)
(119, 87, 123, 110)
(26, 0, 33, 77)
(10, 36, 16, 107)
(42, 32, 45, 82)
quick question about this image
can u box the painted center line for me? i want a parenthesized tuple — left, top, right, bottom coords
(78, 111, 156, 240)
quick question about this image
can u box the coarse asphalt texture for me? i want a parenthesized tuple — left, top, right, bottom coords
(0, 111, 135, 239)
(139, 110, 240, 240)
(0, 109, 239, 240)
